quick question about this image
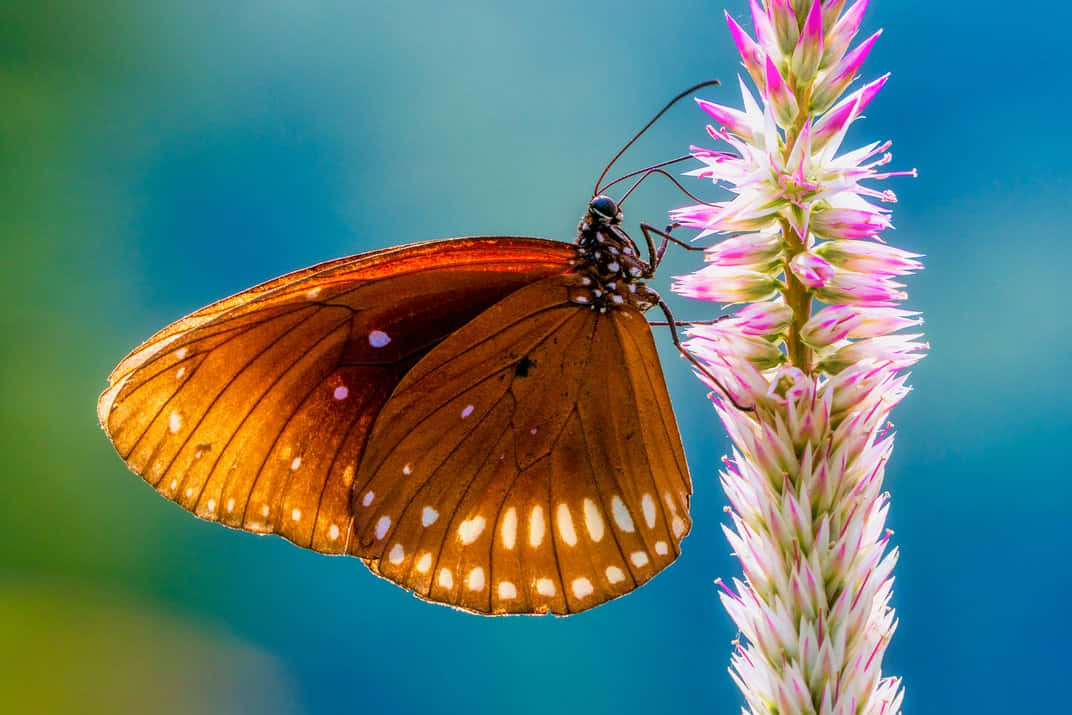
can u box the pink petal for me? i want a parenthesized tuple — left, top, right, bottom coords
(725, 11, 767, 90)
(696, 97, 755, 140)
(823, 0, 868, 69)
(791, 0, 825, 83)
(765, 55, 799, 127)
(790, 252, 835, 288)
(812, 74, 889, 148)
(812, 29, 883, 113)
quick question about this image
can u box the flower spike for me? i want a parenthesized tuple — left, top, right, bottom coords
(671, 2, 920, 713)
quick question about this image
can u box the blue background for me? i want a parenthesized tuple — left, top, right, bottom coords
(2, 1, 1067, 713)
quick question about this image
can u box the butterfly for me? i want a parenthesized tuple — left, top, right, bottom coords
(98, 82, 735, 616)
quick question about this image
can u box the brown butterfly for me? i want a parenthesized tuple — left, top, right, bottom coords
(98, 82, 735, 616)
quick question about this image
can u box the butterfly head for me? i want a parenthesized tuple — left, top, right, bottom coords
(588, 195, 622, 226)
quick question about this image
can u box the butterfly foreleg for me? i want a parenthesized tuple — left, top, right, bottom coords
(653, 297, 754, 413)
(638, 222, 706, 276)
(647, 316, 730, 327)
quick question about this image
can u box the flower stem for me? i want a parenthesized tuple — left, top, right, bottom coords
(780, 105, 814, 373)
(780, 220, 813, 372)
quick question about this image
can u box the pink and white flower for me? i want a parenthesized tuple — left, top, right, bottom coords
(671, 2, 922, 713)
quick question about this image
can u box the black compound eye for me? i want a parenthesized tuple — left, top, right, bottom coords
(589, 195, 619, 221)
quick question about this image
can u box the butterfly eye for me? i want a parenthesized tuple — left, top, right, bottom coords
(589, 195, 620, 223)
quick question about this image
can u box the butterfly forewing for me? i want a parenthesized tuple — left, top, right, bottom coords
(98, 237, 574, 553)
(352, 276, 692, 614)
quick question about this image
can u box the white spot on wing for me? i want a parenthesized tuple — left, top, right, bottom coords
(529, 506, 545, 547)
(583, 498, 604, 542)
(206, 499, 216, 512)
(457, 515, 486, 545)
(389, 543, 405, 565)
(226, 498, 235, 513)
(571, 577, 594, 599)
(168, 411, 182, 434)
(261, 505, 270, 518)
(422, 506, 439, 526)
(631, 551, 650, 567)
(291, 508, 302, 522)
(460, 404, 474, 418)
(642, 493, 656, 529)
(374, 515, 391, 540)
(175, 366, 186, 380)
(328, 524, 340, 540)
(501, 507, 517, 549)
(368, 330, 391, 348)
(672, 515, 687, 538)
(606, 566, 626, 584)
(611, 496, 635, 532)
(402, 463, 412, 475)
(535, 578, 555, 596)
(416, 552, 432, 573)
(556, 503, 577, 546)
(467, 567, 485, 591)
(362, 490, 374, 507)
(333, 385, 349, 400)
(175, 347, 188, 359)
(290, 457, 301, 471)
(497, 581, 517, 599)
(655, 540, 669, 555)
(438, 568, 453, 589)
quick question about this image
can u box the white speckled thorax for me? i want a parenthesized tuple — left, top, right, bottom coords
(567, 205, 658, 313)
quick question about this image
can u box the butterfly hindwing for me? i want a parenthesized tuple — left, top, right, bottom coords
(98, 237, 574, 554)
(352, 276, 692, 614)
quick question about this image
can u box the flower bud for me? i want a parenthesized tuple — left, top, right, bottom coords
(790, 252, 835, 288)
(815, 240, 922, 275)
(673, 265, 781, 303)
(818, 334, 928, 372)
(790, 1, 824, 86)
(705, 231, 784, 269)
(734, 301, 794, 336)
(726, 11, 767, 91)
(821, 0, 865, 70)
(689, 322, 785, 369)
(765, 56, 800, 128)
(811, 29, 882, 114)
(803, 305, 922, 347)
(769, 0, 800, 57)
(697, 98, 756, 141)
(813, 271, 907, 306)
(810, 206, 890, 240)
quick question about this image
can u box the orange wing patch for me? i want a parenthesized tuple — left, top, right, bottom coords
(98, 237, 574, 554)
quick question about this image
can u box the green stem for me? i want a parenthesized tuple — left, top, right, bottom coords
(781, 219, 812, 371)
(780, 88, 815, 373)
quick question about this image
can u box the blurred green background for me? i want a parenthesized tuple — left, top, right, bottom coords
(2, 1, 1067, 713)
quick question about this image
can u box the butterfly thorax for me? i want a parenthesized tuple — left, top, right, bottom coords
(567, 200, 657, 313)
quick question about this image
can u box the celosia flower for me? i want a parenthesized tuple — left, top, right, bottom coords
(672, 2, 921, 713)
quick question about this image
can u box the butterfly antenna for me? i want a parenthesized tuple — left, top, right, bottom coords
(598, 154, 693, 192)
(594, 79, 721, 197)
(616, 168, 714, 208)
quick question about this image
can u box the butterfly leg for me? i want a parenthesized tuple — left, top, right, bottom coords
(648, 316, 729, 327)
(653, 297, 755, 413)
(638, 222, 706, 276)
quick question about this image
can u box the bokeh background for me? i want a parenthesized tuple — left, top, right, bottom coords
(2, 1, 1068, 713)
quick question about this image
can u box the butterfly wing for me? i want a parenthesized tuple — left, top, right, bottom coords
(98, 237, 575, 554)
(352, 276, 692, 614)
